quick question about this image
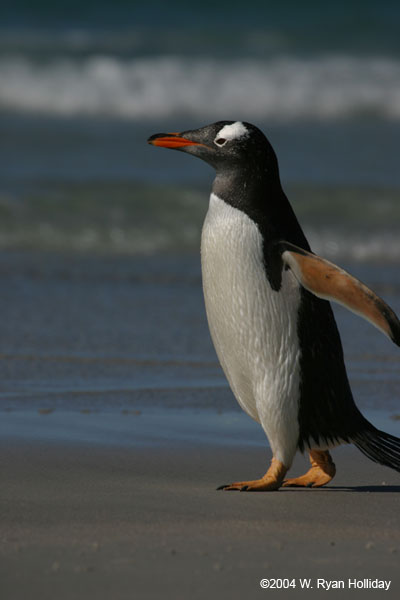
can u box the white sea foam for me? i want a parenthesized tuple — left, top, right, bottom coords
(0, 219, 398, 261)
(1, 54, 400, 120)
(306, 230, 400, 262)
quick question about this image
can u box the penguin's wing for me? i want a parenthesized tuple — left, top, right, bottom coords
(279, 241, 400, 346)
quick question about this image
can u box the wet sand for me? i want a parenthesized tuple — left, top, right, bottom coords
(1, 437, 399, 600)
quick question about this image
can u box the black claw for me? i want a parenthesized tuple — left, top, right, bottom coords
(216, 484, 228, 490)
(306, 482, 314, 488)
(240, 486, 248, 491)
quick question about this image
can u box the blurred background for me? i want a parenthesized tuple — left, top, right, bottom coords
(1, 1, 400, 422)
(1, 0, 400, 260)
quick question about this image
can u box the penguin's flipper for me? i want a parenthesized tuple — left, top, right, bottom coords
(279, 241, 400, 346)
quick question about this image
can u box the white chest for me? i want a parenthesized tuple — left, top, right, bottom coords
(200, 193, 301, 430)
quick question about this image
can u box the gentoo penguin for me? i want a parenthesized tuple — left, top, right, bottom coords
(148, 121, 400, 491)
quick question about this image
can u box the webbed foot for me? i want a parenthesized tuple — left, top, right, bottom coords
(282, 450, 336, 488)
(217, 457, 287, 492)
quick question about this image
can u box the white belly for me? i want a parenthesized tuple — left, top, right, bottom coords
(201, 193, 301, 466)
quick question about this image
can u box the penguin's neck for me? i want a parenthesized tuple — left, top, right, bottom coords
(212, 167, 309, 249)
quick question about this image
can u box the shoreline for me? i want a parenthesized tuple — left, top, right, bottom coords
(0, 249, 399, 598)
(0, 405, 398, 448)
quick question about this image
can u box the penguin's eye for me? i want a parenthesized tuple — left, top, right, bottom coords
(214, 137, 227, 147)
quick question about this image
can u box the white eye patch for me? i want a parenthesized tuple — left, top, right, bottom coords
(214, 121, 249, 147)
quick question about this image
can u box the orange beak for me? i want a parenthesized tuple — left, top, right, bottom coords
(147, 132, 203, 149)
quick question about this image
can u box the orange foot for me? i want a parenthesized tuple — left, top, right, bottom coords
(217, 457, 287, 492)
(282, 450, 336, 488)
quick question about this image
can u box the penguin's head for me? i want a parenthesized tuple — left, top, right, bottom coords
(148, 121, 276, 174)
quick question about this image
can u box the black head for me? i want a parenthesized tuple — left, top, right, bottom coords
(147, 120, 279, 176)
(148, 120, 309, 255)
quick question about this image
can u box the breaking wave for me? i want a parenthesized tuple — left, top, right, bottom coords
(1, 183, 400, 261)
(2, 54, 400, 120)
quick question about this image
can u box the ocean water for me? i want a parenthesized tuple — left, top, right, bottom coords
(0, 1, 400, 443)
(0, 251, 399, 445)
(1, 0, 400, 260)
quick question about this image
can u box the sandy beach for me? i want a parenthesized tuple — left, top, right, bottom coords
(1, 437, 399, 600)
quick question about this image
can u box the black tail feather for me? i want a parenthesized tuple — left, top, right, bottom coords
(352, 427, 400, 473)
